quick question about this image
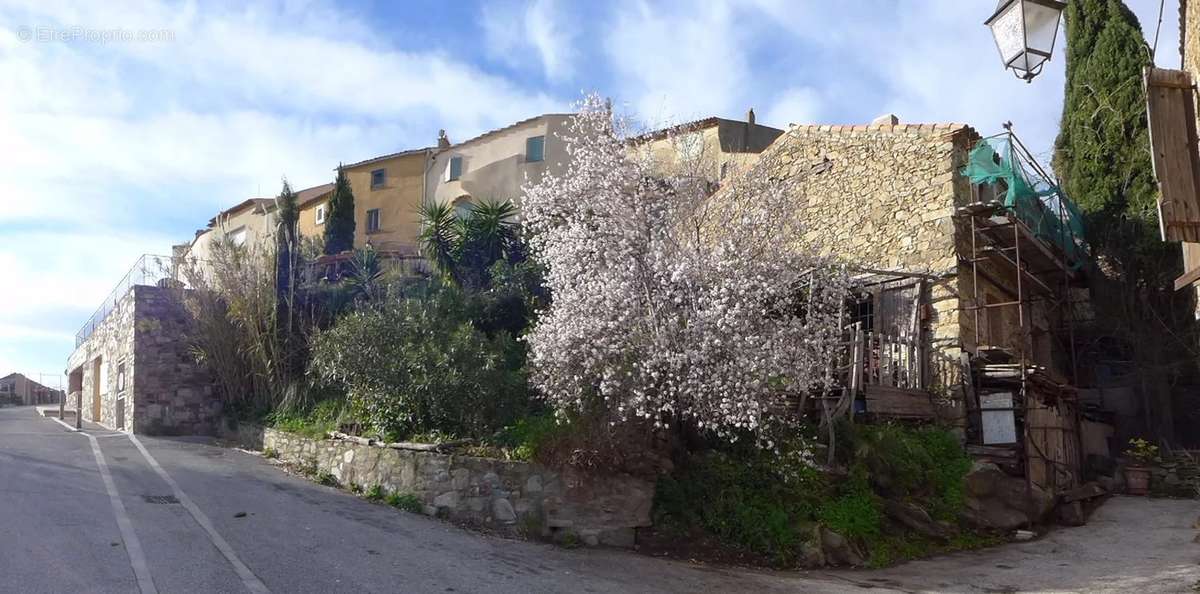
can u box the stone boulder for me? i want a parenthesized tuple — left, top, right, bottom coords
(963, 462, 1054, 530)
(883, 499, 956, 541)
(820, 527, 865, 567)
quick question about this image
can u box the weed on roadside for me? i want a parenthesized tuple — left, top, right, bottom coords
(386, 492, 423, 513)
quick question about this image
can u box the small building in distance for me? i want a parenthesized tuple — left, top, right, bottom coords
(0, 373, 63, 406)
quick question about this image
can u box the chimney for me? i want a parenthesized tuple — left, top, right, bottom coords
(746, 108, 756, 127)
(871, 113, 900, 127)
(437, 129, 451, 149)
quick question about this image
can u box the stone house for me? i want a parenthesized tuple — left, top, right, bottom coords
(0, 373, 63, 405)
(66, 256, 219, 434)
(755, 120, 1090, 496)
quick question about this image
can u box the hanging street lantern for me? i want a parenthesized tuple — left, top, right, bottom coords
(985, 0, 1067, 83)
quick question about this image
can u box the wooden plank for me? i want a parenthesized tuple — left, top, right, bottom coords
(1145, 67, 1200, 242)
(863, 385, 936, 419)
(1175, 264, 1200, 291)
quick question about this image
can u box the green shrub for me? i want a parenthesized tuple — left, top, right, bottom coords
(386, 492, 423, 513)
(816, 473, 881, 539)
(268, 398, 346, 439)
(653, 441, 826, 565)
(365, 484, 385, 501)
(492, 415, 562, 461)
(845, 424, 972, 521)
(309, 289, 531, 441)
(262, 447, 279, 459)
(315, 471, 339, 487)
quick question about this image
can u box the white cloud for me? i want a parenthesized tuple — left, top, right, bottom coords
(482, 0, 576, 81)
(762, 87, 824, 128)
(605, 0, 750, 125)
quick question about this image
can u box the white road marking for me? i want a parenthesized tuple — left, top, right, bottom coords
(128, 434, 271, 594)
(86, 432, 158, 594)
(48, 416, 80, 432)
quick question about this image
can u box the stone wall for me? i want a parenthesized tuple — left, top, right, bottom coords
(131, 286, 221, 435)
(761, 123, 978, 409)
(68, 288, 137, 429)
(67, 285, 219, 435)
(227, 425, 655, 547)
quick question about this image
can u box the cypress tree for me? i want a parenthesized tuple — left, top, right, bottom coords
(1053, 0, 1155, 221)
(1053, 0, 1193, 445)
(324, 166, 356, 255)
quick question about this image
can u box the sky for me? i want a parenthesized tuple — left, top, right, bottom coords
(0, 0, 1182, 387)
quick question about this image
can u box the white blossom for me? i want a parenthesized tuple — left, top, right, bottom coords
(522, 95, 852, 445)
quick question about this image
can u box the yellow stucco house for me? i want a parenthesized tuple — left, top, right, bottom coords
(295, 182, 335, 243)
(338, 148, 434, 255)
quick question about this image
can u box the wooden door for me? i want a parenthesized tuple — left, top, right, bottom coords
(91, 358, 102, 422)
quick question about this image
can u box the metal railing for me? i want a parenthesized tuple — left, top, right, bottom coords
(74, 254, 192, 347)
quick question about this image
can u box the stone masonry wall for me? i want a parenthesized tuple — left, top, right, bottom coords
(68, 289, 136, 430)
(228, 425, 654, 548)
(67, 285, 219, 435)
(131, 286, 221, 435)
(761, 123, 978, 408)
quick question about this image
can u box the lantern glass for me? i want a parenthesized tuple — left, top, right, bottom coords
(1023, 1, 1063, 56)
(989, 1, 1025, 65)
(986, 0, 1065, 80)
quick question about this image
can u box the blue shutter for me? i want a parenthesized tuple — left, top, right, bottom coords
(526, 136, 545, 162)
(449, 156, 463, 180)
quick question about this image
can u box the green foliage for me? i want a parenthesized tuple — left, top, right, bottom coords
(268, 398, 345, 439)
(365, 484, 385, 501)
(1054, 0, 1154, 219)
(324, 166, 356, 254)
(1124, 437, 1160, 465)
(315, 470, 339, 487)
(309, 285, 531, 441)
(262, 447, 279, 460)
(844, 423, 972, 521)
(653, 442, 827, 565)
(816, 472, 881, 539)
(491, 415, 562, 461)
(418, 199, 525, 291)
(386, 492, 423, 513)
(653, 424, 977, 567)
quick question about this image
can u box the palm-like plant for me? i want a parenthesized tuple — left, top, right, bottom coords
(418, 199, 523, 290)
(418, 201, 460, 282)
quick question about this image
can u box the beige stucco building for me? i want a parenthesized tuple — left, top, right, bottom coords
(186, 198, 277, 267)
(425, 115, 573, 214)
(628, 111, 784, 182)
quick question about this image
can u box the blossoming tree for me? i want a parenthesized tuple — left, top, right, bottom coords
(522, 96, 852, 445)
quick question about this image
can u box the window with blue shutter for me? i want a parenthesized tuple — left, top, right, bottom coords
(526, 135, 545, 163)
(448, 156, 463, 181)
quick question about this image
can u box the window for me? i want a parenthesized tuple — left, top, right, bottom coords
(371, 168, 386, 189)
(453, 197, 473, 219)
(315, 204, 326, 225)
(447, 156, 463, 181)
(366, 208, 381, 233)
(229, 226, 247, 247)
(116, 362, 126, 393)
(526, 135, 545, 163)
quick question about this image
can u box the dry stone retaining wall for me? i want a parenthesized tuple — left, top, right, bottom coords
(229, 425, 654, 548)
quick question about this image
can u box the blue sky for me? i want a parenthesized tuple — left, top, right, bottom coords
(0, 0, 1180, 386)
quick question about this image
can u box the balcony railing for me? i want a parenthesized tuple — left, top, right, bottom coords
(74, 254, 192, 347)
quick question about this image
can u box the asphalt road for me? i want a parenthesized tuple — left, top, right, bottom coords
(1, 405, 1197, 593)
